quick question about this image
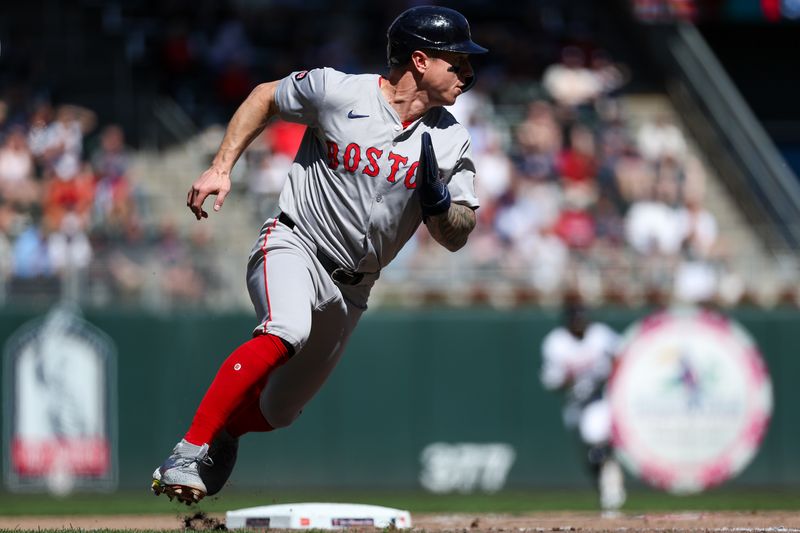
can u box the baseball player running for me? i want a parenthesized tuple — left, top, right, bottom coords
(151, 6, 487, 504)
(540, 301, 626, 514)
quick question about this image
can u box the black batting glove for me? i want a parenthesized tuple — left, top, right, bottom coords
(418, 132, 451, 220)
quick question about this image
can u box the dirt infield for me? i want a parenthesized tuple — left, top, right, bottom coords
(1, 511, 799, 531)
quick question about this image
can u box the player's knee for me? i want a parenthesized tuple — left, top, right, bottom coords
(267, 310, 313, 353)
(263, 407, 302, 429)
(254, 325, 309, 354)
(579, 400, 612, 446)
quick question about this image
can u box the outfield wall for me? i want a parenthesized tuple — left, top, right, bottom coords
(0, 307, 797, 491)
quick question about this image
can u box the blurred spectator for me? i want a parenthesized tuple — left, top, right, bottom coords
(554, 193, 596, 251)
(516, 100, 562, 159)
(92, 164, 135, 237)
(520, 226, 570, 293)
(156, 218, 205, 304)
(593, 194, 626, 247)
(47, 212, 93, 276)
(624, 174, 685, 256)
(514, 103, 561, 187)
(0, 127, 34, 183)
(42, 162, 96, 231)
(673, 251, 718, 305)
(673, 186, 721, 304)
(589, 49, 630, 99)
(681, 154, 709, 205)
(594, 126, 629, 210)
(43, 105, 97, 180)
(542, 47, 602, 109)
(678, 190, 719, 259)
(624, 171, 687, 302)
(247, 149, 291, 220)
(8, 216, 62, 303)
(461, 95, 504, 157)
(558, 124, 596, 184)
(104, 217, 149, 301)
(91, 123, 137, 236)
(242, 126, 294, 219)
(636, 115, 688, 163)
(0, 127, 39, 208)
(12, 217, 55, 279)
(187, 223, 217, 298)
(92, 124, 130, 182)
(473, 136, 513, 203)
(27, 101, 56, 166)
(465, 223, 506, 273)
(557, 124, 598, 206)
(495, 181, 558, 246)
(613, 146, 655, 207)
(265, 120, 306, 159)
(447, 89, 484, 132)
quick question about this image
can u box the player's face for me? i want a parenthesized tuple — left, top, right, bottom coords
(424, 51, 474, 105)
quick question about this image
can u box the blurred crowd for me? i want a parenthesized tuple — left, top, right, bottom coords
(460, 46, 730, 307)
(0, 0, 774, 309)
(0, 100, 214, 308)
(0, 43, 746, 309)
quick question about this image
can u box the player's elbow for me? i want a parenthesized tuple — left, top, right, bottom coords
(250, 81, 280, 116)
(252, 81, 279, 97)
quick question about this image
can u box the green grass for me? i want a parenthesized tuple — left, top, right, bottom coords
(1, 487, 799, 516)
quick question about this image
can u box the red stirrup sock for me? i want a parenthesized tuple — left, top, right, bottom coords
(184, 334, 289, 446)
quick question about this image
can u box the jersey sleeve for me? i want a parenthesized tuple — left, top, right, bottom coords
(540, 329, 569, 390)
(595, 323, 621, 359)
(274, 68, 329, 126)
(447, 137, 480, 209)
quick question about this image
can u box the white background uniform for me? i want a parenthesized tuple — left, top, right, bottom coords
(246, 67, 479, 428)
(540, 323, 620, 445)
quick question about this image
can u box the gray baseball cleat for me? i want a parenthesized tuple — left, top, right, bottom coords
(198, 429, 240, 496)
(151, 439, 211, 505)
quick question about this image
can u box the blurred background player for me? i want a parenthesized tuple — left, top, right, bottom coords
(539, 300, 626, 514)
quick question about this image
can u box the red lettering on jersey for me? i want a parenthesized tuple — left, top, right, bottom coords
(326, 140, 340, 170)
(386, 152, 408, 183)
(404, 161, 420, 189)
(343, 143, 362, 172)
(362, 147, 384, 177)
(295, 70, 309, 80)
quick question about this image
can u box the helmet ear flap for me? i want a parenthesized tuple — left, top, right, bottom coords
(387, 40, 410, 68)
(462, 74, 477, 92)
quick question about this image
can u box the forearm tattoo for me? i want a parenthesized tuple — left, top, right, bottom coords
(426, 203, 477, 252)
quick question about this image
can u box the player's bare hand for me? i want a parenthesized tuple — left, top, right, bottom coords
(187, 167, 232, 220)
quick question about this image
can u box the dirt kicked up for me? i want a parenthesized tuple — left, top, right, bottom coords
(1, 511, 799, 532)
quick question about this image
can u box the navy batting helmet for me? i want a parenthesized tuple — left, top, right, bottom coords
(386, 6, 488, 68)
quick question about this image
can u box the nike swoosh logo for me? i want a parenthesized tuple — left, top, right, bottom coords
(347, 110, 369, 119)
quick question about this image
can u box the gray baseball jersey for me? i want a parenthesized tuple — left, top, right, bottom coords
(245, 67, 479, 427)
(274, 67, 479, 274)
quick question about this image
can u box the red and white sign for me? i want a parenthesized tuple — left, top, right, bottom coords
(609, 307, 772, 494)
(3, 305, 117, 494)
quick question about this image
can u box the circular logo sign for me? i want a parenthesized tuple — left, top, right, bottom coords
(609, 307, 772, 494)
